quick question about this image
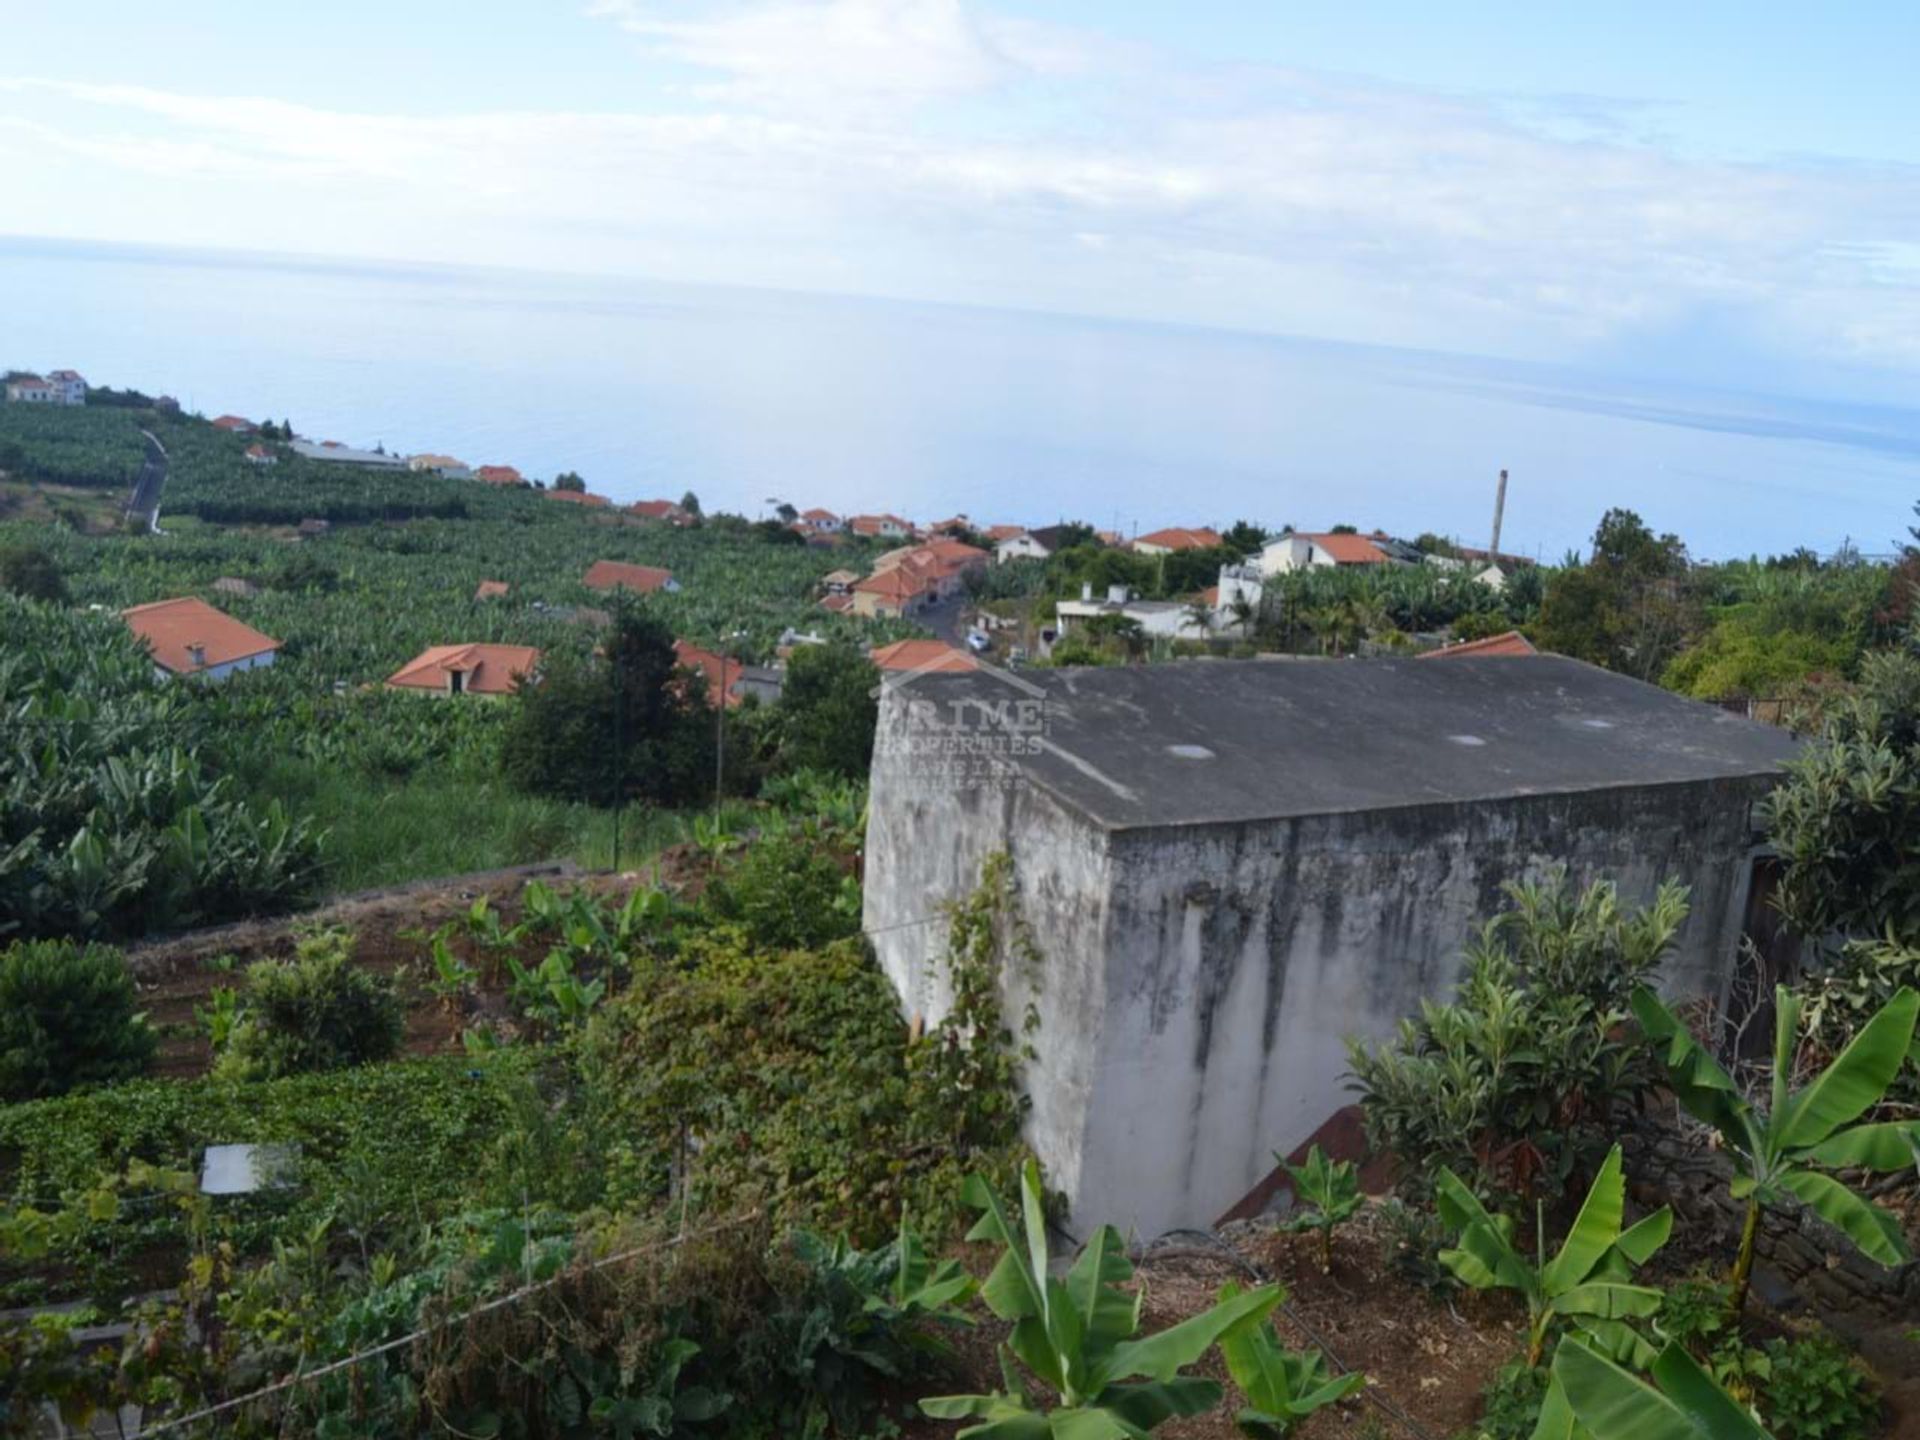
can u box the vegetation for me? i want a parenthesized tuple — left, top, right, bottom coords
(1633, 982, 1920, 1313)
(1278, 1144, 1362, 1271)
(923, 1159, 1287, 1437)
(214, 926, 405, 1080)
(0, 939, 155, 1101)
(1348, 873, 1687, 1197)
(1216, 1282, 1364, 1437)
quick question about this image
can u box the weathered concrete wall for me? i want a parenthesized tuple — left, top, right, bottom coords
(863, 695, 1114, 1207)
(1082, 778, 1770, 1239)
(864, 674, 1778, 1240)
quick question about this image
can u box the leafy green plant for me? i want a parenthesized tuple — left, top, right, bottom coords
(215, 927, 403, 1080)
(1532, 1335, 1771, 1440)
(197, 984, 240, 1049)
(1216, 1281, 1363, 1436)
(1650, 1276, 1769, 1404)
(1278, 1145, 1362, 1271)
(1435, 1145, 1671, 1367)
(1758, 1333, 1879, 1440)
(1349, 874, 1687, 1197)
(922, 1159, 1284, 1437)
(698, 832, 860, 951)
(0, 939, 155, 1101)
(425, 933, 477, 1012)
(1633, 981, 1920, 1312)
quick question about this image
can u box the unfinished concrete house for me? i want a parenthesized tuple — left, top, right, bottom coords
(863, 655, 1801, 1239)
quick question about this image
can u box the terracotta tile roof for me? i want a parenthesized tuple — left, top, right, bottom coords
(853, 567, 926, 600)
(211, 415, 254, 432)
(1199, 586, 1220, 606)
(1300, 532, 1391, 565)
(871, 639, 980, 673)
(801, 507, 839, 522)
(386, 643, 540, 695)
(821, 569, 861, 587)
(545, 488, 611, 506)
(583, 559, 675, 594)
(673, 640, 745, 708)
(849, 513, 910, 536)
(1133, 526, 1223, 552)
(985, 524, 1026, 542)
(1417, 630, 1539, 660)
(820, 593, 855, 613)
(475, 465, 523, 485)
(474, 580, 509, 600)
(122, 597, 280, 674)
(243, 443, 274, 461)
(629, 499, 688, 521)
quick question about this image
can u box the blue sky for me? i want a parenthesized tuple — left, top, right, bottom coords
(4, 2, 1918, 398)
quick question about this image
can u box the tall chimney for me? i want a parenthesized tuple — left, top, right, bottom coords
(1488, 469, 1509, 559)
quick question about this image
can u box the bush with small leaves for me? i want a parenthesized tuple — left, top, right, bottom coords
(216, 927, 402, 1080)
(1759, 1333, 1880, 1440)
(0, 939, 155, 1101)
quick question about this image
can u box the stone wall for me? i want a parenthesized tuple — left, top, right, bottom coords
(1623, 1117, 1920, 1326)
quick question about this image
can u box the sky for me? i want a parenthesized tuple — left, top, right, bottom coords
(3, 2, 1919, 402)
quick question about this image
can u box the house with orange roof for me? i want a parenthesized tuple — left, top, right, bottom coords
(983, 524, 1026, 544)
(243, 443, 276, 466)
(850, 540, 987, 618)
(672, 640, 746, 708)
(211, 415, 255, 434)
(387, 643, 540, 698)
(820, 568, 861, 596)
(582, 560, 679, 595)
(1257, 531, 1398, 574)
(122, 597, 280, 681)
(848, 513, 912, 539)
(870, 639, 979, 674)
(475, 465, 524, 487)
(1130, 526, 1224, 555)
(545, 488, 612, 507)
(799, 507, 844, 533)
(474, 580, 510, 601)
(409, 453, 473, 479)
(1417, 631, 1539, 660)
(630, 499, 695, 525)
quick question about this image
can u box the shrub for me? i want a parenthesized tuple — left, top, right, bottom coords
(1760, 1332, 1880, 1440)
(697, 832, 860, 950)
(1461, 1358, 1548, 1440)
(0, 940, 155, 1101)
(0, 541, 66, 602)
(1347, 872, 1687, 1197)
(216, 928, 402, 1080)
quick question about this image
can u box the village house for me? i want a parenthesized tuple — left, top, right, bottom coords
(1053, 583, 1212, 643)
(474, 580, 510, 601)
(850, 540, 986, 619)
(243, 444, 277, 467)
(386, 643, 540, 698)
(545, 488, 613, 507)
(5, 370, 86, 405)
(474, 465, 525, 487)
(582, 560, 679, 595)
(995, 525, 1076, 564)
(820, 569, 861, 596)
(864, 655, 1801, 1238)
(122, 597, 280, 681)
(799, 507, 844, 533)
(290, 440, 407, 469)
(1258, 531, 1396, 573)
(923, 516, 973, 539)
(983, 524, 1027, 544)
(408, 454, 473, 479)
(630, 499, 694, 525)
(1131, 526, 1223, 555)
(211, 415, 256, 433)
(870, 638, 979, 674)
(848, 513, 912, 540)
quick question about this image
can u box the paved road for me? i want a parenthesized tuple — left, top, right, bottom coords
(125, 429, 168, 532)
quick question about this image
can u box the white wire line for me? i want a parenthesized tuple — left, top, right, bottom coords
(117, 1203, 773, 1440)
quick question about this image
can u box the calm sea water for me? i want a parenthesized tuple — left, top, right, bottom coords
(4, 237, 1918, 559)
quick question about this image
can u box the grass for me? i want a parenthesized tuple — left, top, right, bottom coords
(252, 759, 766, 894)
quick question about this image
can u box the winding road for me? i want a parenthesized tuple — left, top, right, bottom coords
(125, 428, 168, 532)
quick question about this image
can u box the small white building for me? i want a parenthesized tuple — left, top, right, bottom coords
(122, 597, 281, 682)
(6, 370, 86, 405)
(995, 525, 1075, 565)
(1054, 584, 1212, 644)
(46, 369, 87, 405)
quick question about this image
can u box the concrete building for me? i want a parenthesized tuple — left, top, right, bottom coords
(1258, 532, 1397, 574)
(290, 439, 408, 469)
(864, 655, 1799, 1239)
(5, 370, 85, 405)
(996, 525, 1075, 564)
(1053, 584, 1212, 643)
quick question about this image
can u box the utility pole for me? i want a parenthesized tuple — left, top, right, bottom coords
(1489, 468, 1509, 559)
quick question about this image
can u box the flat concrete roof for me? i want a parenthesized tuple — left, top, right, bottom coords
(895, 656, 1801, 831)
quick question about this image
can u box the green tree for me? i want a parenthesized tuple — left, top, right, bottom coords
(553, 470, 586, 493)
(679, 490, 702, 517)
(1535, 510, 1701, 680)
(776, 643, 880, 780)
(1220, 520, 1269, 559)
(0, 542, 67, 602)
(0, 940, 156, 1101)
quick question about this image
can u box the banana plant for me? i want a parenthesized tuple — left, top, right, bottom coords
(1435, 1145, 1671, 1367)
(1278, 1145, 1362, 1272)
(1216, 1281, 1364, 1437)
(922, 1160, 1284, 1438)
(1632, 983, 1920, 1314)
(1529, 1335, 1772, 1440)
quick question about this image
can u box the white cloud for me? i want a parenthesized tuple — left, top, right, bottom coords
(3, 1, 1918, 372)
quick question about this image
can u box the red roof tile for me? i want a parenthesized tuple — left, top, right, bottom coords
(582, 559, 675, 594)
(1300, 532, 1391, 565)
(673, 640, 745, 708)
(387, 643, 539, 695)
(1417, 630, 1539, 659)
(870, 639, 980, 673)
(474, 580, 509, 600)
(122, 597, 280, 674)
(1132, 526, 1223, 552)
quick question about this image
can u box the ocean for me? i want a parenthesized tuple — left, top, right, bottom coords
(4, 236, 1917, 559)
